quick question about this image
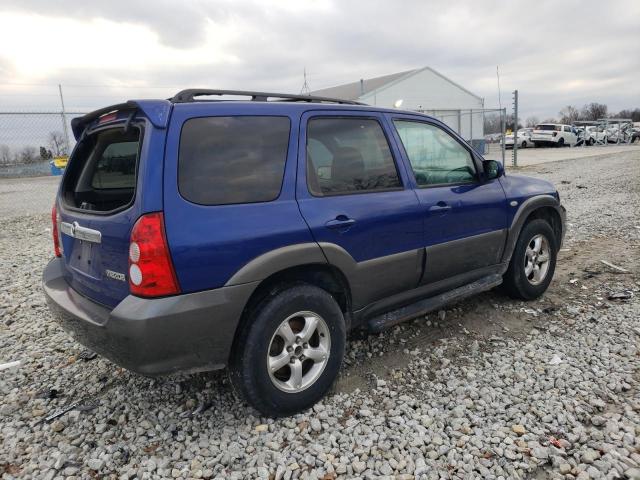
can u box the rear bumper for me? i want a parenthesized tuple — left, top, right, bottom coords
(42, 257, 257, 376)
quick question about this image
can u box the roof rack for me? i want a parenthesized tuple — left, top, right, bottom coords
(170, 89, 365, 105)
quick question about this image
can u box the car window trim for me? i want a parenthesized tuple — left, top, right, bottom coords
(176, 114, 292, 207)
(304, 114, 405, 198)
(390, 117, 481, 189)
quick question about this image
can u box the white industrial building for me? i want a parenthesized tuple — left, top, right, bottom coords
(312, 66, 486, 148)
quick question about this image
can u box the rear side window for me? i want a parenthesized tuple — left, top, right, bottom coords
(306, 117, 401, 196)
(179, 116, 290, 205)
(91, 140, 138, 189)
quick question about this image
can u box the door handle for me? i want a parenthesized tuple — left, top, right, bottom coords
(428, 201, 452, 213)
(325, 215, 356, 229)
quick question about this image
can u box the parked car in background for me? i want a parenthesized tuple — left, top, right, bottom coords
(584, 125, 608, 145)
(504, 129, 533, 148)
(606, 125, 622, 143)
(531, 124, 577, 147)
(43, 89, 566, 416)
(575, 125, 607, 146)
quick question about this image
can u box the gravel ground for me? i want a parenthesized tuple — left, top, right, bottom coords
(0, 176, 60, 219)
(1, 150, 638, 479)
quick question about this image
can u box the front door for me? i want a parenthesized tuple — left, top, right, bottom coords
(296, 112, 424, 309)
(390, 116, 508, 285)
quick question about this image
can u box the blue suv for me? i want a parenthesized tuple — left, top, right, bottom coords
(43, 89, 566, 416)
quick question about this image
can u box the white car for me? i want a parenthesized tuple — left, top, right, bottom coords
(531, 124, 577, 147)
(583, 126, 608, 145)
(578, 125, 607, 145)
(504, 129, 533, 148)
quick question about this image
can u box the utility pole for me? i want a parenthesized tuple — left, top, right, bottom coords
(58, 84, 71, 156)
(512, 89, 518, 167)
(300, 68, 310, 96)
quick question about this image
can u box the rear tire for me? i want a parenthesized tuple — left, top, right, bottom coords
(502, 219, 557, 300)
(229, 284, 346, 417)
(557, 138, 565, 148)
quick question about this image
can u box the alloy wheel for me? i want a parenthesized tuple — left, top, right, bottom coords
(524, 234, 551, 285)
(267, 311, 331, 393)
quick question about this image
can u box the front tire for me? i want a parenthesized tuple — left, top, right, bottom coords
(521, 141, 528, 148)
(503, 219, 557, 300)
(229, 284, 346, 417)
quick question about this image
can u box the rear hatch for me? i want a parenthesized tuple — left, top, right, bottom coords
(57, 107, 158, 308)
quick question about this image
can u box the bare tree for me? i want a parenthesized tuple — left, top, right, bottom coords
(0, 144, 11, 165)
(613, 108, 640, 122)
(525, 116, 539, 128)
(19, 146, 38, 164)
(48, 131, 67, 156)
(483, 114, 502, 134)
(559, 106, 580, 124)
(505, 114, 522, 132)
(580, 102, 608, 121)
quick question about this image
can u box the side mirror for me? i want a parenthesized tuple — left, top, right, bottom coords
(483, 159, 504, 180)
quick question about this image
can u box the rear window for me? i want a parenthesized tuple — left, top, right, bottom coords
(536, 124, 561, 131)
(62, 127, 141, 212)
(178, 116, 290, 205)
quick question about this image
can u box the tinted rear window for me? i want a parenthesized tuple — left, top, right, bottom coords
(179, 116, 290, 205)
(536, 124, 561, 131)
(62, 127, 141, 212)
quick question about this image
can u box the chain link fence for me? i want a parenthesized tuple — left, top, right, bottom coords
(0, 111, 88, 177)
(0, 106, 508, 179)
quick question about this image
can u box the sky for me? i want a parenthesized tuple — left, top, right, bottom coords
(0, 0, 638, 120)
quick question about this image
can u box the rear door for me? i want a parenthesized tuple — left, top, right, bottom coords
(297, 111, 424, 309)
(57, 112, 164, 308)
(389, 115, 508, 285)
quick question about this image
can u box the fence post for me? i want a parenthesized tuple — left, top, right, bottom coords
(512, 90, 518, 167)
(58, 84, 70, 155)
(501, 108, 506, 166)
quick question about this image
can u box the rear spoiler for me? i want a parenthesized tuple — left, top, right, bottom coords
(71, 99, 172, 140)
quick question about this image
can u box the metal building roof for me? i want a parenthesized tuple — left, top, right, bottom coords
(311, 69, 417, 100)
(311, 66, 482, 102)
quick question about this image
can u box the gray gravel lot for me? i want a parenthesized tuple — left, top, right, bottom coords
(0, 150, 638, 479)
(0, 176, 60, 219)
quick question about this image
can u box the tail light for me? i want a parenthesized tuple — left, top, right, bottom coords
(552, 131, 558, 137)
(51, 204, 62, 257)
(128, 212, 180, 297)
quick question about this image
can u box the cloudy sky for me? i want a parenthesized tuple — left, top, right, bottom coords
(0, 0, 638, 119)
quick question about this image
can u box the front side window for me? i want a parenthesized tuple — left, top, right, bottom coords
(178, 116, 290, 205)
(393, 120, 477, 186)
(306, 117, 401, 196)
